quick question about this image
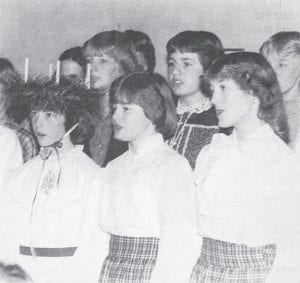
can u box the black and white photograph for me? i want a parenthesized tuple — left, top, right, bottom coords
(0, 0, 300, 282)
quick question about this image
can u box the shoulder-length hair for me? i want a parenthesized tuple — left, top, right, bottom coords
(206, 52, 289, 143)
(82, 30, 140, 75)
(110, 72, 168, 135)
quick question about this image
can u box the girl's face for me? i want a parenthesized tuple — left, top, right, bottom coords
(266, 53, 300, 93)
(112, 102, 153, 142)
(167, 50, 204, 98)
(86, 52, 123, 89)
(61, 59, 84, 82)
(211, 79, 257, 128)
(31, 110, 66, 147)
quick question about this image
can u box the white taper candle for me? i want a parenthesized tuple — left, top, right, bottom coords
(55, 60, 60, 84)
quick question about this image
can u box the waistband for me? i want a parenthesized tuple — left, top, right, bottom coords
(109, 234, 159, 260)
(201, 237, 276, 268)
(19, 246, 77, 257)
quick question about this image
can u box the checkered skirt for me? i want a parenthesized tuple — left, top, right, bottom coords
(190, 237, 276, 283)
(99, 234, 159, 283)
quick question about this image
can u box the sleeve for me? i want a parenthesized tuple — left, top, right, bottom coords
(151, 156, 201, 283)
(0, 129, 23, 189)
(71, 172, 110, 283)
(89, 119, 113, 167)
(265, 157, 300, 282)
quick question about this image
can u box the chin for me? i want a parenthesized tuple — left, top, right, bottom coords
(218, 120, 232, 128)
(113, 133, 127, 142)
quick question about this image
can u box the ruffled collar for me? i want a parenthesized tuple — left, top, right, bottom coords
(176, 98, 212, 115)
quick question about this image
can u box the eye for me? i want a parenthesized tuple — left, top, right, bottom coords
(122, 105, 130, 112)
(45, 112, 56, 119)
(100, 59, 108, 64)
(279, 62, 287, 68)
(167, 61, 175, 68)
(220, 84, 226, 91)
(183, 62, 192, 67)
(30, 111, 38, 117)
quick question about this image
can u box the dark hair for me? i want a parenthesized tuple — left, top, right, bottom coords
(0, 59, 22, 122)
(0, 261, 32, 282)
(110, 72, 166, 134)
(13, 79, 98, 145)
(151, 73, 177, 139)
(59, 46, 87, 73)
(206, 52, 289, 143)
(124, 30, 156, 72)
(260, 31, 300, 58)
(82, 30, 140, 74)
(166, 31, 224, 72)
(0, 58, 21, 83)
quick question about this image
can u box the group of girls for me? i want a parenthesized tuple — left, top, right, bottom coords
(0, 28, 299, 283)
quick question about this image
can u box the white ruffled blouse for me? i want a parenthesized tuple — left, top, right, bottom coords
(98, 133, 200, 283)
(194, 124, 300, 281)
(0, 146, 108, 283)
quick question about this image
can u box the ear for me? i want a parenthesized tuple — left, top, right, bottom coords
(250, 95, 260, 110)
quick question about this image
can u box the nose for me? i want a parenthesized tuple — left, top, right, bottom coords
(211, 91, 221, 106)
(112, 106, 121, 123)
(172, 64, 182, 76)
(32, 113, 44, 131)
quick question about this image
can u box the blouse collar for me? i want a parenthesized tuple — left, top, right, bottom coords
(128, 133, 164, 157)
(176, 98, 212, 115)
(231, 123, 276, 160)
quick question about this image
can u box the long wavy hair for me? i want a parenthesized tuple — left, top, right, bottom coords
(205, 52, 289, 143)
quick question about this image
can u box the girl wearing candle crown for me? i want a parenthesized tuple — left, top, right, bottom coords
(191, 52, 300, 282)
(0, 79, 108, 283)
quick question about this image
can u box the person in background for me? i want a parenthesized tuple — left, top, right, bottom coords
(82, 30, 140, 166)
(124, 29, 156, 72)
(191, 52, 300, 282)
(166, 31, 224, 169)
(260, 31, 300, 150)
(97, 72, 199, 283)
(0, 261, 33, 283)
(0, 58, 37, 162)
(0, 80, 108, 283)
(59, 47, 86, 83)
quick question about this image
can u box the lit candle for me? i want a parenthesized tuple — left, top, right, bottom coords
(55, 60, 60, 84)
(85, 63, 91, 89)
(49, 62, 53, 79)
(24, 57, 29, 83)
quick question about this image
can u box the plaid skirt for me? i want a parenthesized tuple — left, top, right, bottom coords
(99, 234, 159, 283)
(190, 237, 276, 283)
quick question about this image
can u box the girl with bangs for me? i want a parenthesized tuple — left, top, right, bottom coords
(97, 72, 199, 282)
(0, 80, 108, 283)
(191, 52, 300, 282)
(82, 30, 141, 166)
(166, 31, 225, 169)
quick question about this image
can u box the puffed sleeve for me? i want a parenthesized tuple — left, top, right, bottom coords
(151, 155, 201, 283)
(265, 155, 300, 283)
(70, 170, 109, 283)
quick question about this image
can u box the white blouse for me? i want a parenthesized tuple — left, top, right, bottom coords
(0, 125, 23, 190)
(0, 146, 108, 283)
(195, 124, 300, 281)
(98, 133, 200, 283)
